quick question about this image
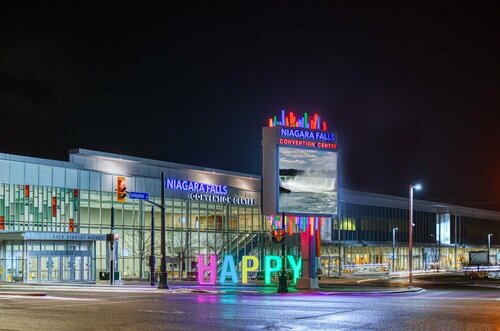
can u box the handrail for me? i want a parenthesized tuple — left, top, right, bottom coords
(463, 266, 500, 272)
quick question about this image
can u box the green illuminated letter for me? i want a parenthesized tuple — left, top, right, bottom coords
(287, 255, 302, 284)
(264, 255, 282, 285)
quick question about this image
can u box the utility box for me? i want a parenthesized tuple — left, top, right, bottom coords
(99, 271, 120, 281)
(99, 271, 110, 280)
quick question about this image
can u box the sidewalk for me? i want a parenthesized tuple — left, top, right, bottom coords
(0, 278, 423, 296)
(388, 269, 451, 278)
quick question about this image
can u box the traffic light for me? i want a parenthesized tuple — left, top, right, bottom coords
(116, 176, 127, 202)
(272, 229, 286, 243)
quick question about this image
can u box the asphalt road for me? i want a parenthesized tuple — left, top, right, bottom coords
(0, 285, 498, 331)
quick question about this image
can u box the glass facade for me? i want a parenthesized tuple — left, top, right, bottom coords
(0, 184, 79, 232)
(320, 199, 500, 275)
(78, 189, 264, 278)
(0, 150, 266, 282)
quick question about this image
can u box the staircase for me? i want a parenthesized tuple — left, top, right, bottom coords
(216, 232, 264, 272)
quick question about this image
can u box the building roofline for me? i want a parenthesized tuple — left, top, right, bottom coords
(340, 188, 500, 220)
(0, 152, 78, 169)
(69, 148, 261, 180)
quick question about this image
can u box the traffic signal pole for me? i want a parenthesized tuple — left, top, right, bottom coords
(140, 173, 169, 289)
(110, 207, 115, 285)
(150, 206, 156, 286)
(158, 172, 169, 289)
(277, 212, 288, 293)
(114, 175, 162, 287)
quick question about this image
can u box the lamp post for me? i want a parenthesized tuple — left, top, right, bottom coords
(408, 183, 422, 288)
(488, 234, 493, 266)
(392, 227, 398, 273)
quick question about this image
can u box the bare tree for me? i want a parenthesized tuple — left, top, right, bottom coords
(125, 228, 160, 278)
(172, 231, 200, 278)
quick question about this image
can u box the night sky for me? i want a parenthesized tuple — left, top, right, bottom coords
(1, 2, 499, 211)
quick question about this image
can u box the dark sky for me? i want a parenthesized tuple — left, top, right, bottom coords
(1, 2, 499, 210)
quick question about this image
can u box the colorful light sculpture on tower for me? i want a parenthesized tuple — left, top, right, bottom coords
(268, 109, 329, 131)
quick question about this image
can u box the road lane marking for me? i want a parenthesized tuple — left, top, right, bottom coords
(139, 309, 184, 314)
(294, 309, 356, 319)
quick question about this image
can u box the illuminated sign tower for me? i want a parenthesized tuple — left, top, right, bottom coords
(262, 109, 338, 289)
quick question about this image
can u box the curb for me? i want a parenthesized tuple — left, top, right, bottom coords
(317, 287, 424, 295)
(0, 285, 424, 296)
(0, 291, 47, 296)
(174, 288, 225, 294)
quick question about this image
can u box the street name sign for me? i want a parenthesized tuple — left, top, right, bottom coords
(128, 192, 149, 200)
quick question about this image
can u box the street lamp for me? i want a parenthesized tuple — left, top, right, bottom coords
(487, 234, 493, 266)
(392, 227, 398, 273)
(409, 183, 422, 288)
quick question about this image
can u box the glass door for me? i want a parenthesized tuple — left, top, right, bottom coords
(83, 256, 91, 281)
(41, 256, 50, 281)
(38, 256, 61, 282)
(28, 257, 38, 282)
(74, 256, 82, 281)
(51, 256, 61, 282)
(63, 256, 83, 282)
(63, 256, 72, 281)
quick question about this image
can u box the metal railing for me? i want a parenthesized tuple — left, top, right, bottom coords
(342, 263, 389, 273)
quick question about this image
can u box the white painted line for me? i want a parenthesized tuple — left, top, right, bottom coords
(139, 309, 184, 314)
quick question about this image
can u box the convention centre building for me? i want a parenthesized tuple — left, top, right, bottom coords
(0, 148, 498, 283)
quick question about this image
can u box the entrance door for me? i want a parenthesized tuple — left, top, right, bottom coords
(51, 256, 61, 282)
(28, 257, 38, 282)
(63, 256, 72, 281)
(41, 256, 50, 281)
(74, 256, 82, 282)
(39, 256, 61, 282)
(63, 256, 85, 282)
(83, 256, 91, 281)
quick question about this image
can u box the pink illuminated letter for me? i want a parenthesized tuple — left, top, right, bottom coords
(197, 254, 217, 285)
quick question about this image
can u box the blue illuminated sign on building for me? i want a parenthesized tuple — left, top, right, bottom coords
(165, 178, 228, 195)
(279, 128, 335, 142)
(188, 193, 255, 206)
